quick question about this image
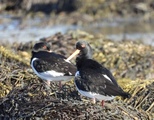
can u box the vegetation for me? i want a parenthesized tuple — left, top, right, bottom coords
(0, 31, 153, 119)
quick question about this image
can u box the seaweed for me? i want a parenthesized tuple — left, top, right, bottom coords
(0, 32, 154, 119)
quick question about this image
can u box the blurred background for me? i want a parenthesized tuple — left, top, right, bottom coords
(0, 0, 154, 45)
(0, 1, 154, 118)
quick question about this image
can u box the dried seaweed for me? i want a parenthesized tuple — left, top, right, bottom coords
(0, 82, 153, 119)
(0, 32, 154, 119)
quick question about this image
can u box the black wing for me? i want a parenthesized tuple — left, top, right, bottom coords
(32, 51, 77, 75)
(75, 59, 126, 96)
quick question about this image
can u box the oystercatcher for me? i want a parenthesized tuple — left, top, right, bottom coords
(30, 41, 77, 89)
(74, 40, 131, 106)
(32, 41, 52, 52)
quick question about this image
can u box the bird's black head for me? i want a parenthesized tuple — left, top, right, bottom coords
(32, 42, 52, 52)
(75, 40, 93, 59)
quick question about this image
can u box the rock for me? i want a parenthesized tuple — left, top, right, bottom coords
(134, 3, 149, 14)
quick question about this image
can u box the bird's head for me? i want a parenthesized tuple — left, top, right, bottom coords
(75, 40, 93, 59)
(32, 41, 52, 53)
(61, 40, 93, 62)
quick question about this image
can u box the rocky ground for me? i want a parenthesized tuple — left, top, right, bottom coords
(0, 31, 154, 119)
(1, 0, 154, 16)
(1, 0, 154, 24)
(0, 0, 154, 119)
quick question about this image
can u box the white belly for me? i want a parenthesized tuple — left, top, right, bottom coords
(75, 83, 115, 101)
(31, 58, 73, 82)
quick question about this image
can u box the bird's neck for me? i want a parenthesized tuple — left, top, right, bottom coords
(76, 53, 92, 70)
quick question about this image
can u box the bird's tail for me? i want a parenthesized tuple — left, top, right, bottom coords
(121, 92, 131, 99)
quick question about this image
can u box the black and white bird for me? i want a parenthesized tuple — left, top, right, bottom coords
(30, 41, 77, 89)
(74, 40, 131, 106)
(32, 41, 52, 52)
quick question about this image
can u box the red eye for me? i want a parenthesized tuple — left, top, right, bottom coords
(81, 44, 85, 48)
(43, 46, 47, 49)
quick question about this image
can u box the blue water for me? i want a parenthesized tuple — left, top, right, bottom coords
(0, 14, 154, 46)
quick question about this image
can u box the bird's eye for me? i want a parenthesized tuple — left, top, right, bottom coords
(43, 46, 47, 49)
(81, 44, 85, 48)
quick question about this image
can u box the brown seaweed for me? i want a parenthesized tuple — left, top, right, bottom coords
(0, 32, 154, 119)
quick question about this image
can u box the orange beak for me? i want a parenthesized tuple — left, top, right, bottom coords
(66, 49, 80, 61)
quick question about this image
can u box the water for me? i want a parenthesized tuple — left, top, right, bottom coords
(0, 14, 154, 46)
(0, 14, 77, 43)
(83, 17, 154, 46)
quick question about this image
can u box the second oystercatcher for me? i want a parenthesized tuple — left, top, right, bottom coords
(73, 40, 131, 106)
(30, 41, 77, 89)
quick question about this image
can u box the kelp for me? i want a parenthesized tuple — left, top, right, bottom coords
(0, 31, 154, 119)
(0, 46, 30, 66)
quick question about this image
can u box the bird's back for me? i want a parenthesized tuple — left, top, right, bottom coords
(31, 51, 77, 75)
(76, 59, 130, 98)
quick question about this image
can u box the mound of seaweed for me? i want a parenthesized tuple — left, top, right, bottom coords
(1, 0, 154, 19)
(12, 30, 154, 80)
(0, 83, 153, 119)
(0, 31, 154, 119)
